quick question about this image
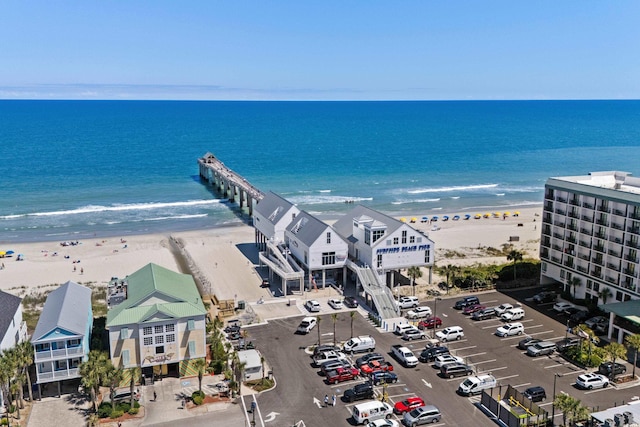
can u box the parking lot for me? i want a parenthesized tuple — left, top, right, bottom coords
(244, 289, 638, 426)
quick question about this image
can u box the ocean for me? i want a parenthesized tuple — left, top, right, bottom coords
(1, 100, 640, 243)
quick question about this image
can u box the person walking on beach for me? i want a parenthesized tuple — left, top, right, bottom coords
(324, 394, 329, 407)
(153, 390, 157, 401)
(80, 267, 84, 274)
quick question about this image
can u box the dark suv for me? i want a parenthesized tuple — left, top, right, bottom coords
(533, 291, 556, 304)
(419, 346, 449, 363)
(440, 363, 473, 378)
(523, 386, 546, 402)
(555, 337, 581, 352)
(599, 362, 627, 377)
(454, 296, 480, 310)
(343, 382, 374, 402)
(471, 307, 496, 321)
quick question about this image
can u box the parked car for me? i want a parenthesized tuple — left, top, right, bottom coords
(360, 360, 394, 375)
(407, 306, 432, 319)
(501, 307, 525, 321)
(343, 382, 375, 403)
(585, 316, 608, 330)
(454, 296, 480, 310)
(297, 317, 318, 334)
(305, 300, 321, 312)
(533, 291, 556, 304)
(320, 359, 352, 376)
(227, 331, 242, 340)
(396, 296, 419, 309)
(494, 303, 514, 316)
(393, 396, 425, 415)
(569, 310, 590, 324)
(436, 326, 464, 342)
(599, 362, 627, 377)
(523, 386, 546, 402)
(326, 367, 360, 384)
(517, 336, 542, 350)
(462, 304, 486, 315)
(402, 328, 426, 341)
(526, 341, 556, 357)
(553, 301, 575, 313)
(419, 346, 450, 363)
(344, 296, 359, 308)
(370, 371, 398, 385)
(402, 405, 442, 425)
(563, 307, 584, 317)
(433, 354, 464, 368)
(471, 307, 496, 321)
(576, 373, 609, 390)
(328, 298, 344, 310)
(356, 352, 385, 367)
(417, 317, 442, 330)
(313, 350, 347, 367)
(440, 363, 473, 379)
(313, 344, 339, 357)
(495, 322, 524, 337)
(366, 420, 399, 427)
(224, 319, 241, 333)
(555, 337, 581, 352)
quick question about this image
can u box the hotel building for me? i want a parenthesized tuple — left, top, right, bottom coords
(539, 171, 640, 342)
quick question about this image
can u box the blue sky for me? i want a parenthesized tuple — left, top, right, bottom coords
(1, 1, 638, 100)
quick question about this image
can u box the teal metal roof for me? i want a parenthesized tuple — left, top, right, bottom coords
(600, 300, 640, 325)
(107, 263, 206, 327)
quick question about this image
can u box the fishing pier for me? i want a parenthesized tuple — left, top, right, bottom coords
(198, 152, 264, 215)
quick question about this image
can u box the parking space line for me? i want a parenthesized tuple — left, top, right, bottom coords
(585, 387, 610, 394)
(513, 382, 531, 388)
(473, 359, 497, 365)
(527, 330, 555, 336)
(461, 352, 487, 358)
(482, 366, 507, 373)
(524, 324, 545, 330)
(499, 335, 526, 341)
(452, 345, 477, 352)
(481, 323, 503, 329)
(388, 392, 415, 399)
(496, 374, 519, 381)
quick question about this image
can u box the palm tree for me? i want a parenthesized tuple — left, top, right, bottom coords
(17, 341, 34, 404)
(625, 333, 640, 378)
(331, 313, 338, 346)
(568, 277, 581, 300)
(316, 316, 322, 346)
(126, 366, 141, 409)
(5, 347, 22, 413)
(598, 287, 613, 304)
(193, 358, 207, 393)
(575, 324, 599, 365)
(104, 363, 124, 411)
(0, 353, 13, 426)
(506, 249, 524, 281)
(2, 348, 19, 418)
(260, 355, 266, 384)
(554, 393, 580, 427)
(349, 311, 356, 338)
(407, 266, 423, 296)
(436, 264, 459, 294)
(603, 342, 628, 380)
(80, 350, 109, 412)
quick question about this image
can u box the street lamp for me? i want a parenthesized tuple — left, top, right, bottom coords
(551, 373, 562, 425)
(433, 297, 442, 338)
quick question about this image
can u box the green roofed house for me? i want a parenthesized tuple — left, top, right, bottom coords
(106, 263, 207, 379)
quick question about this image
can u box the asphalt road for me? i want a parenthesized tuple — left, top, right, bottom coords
(243, 289, 639, 427)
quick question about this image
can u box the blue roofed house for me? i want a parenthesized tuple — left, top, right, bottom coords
(0, 290, 28, 408)
(32, 281, 92, 397)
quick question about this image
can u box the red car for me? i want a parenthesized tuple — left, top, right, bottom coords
(360, 360, 394, 375)
(418, 316, 443, 330)
(393, 396, 425, 414)
(462, 304, 486, 315)
(325, 367, 360, 384)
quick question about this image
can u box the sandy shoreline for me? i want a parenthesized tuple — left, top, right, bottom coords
(0, 205, 542, 302)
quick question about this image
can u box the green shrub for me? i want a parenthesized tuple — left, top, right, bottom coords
(0, 418, 8, 425)
(192, 390, 205, 400)
(97, 402, 113, 418)
(192, 394, 204, 405)
(110, 410, 124, 419)
(134, 401, 140, 408)
(117, 402, 131, 413)
(128, 407, 139, 415)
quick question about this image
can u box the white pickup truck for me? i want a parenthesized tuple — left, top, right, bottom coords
(390, 344, 418, 368)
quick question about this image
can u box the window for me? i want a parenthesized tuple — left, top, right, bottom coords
(377, 254, 382, 268)
(364, 229, 371, 245)
(322, 252, 336, 266)
(326, 232, 331, 244)
(616, 291, 623, 302)
(165, 324, 175, 332)
(154, 325, 163, 334)
(393, 237, 399, 245)
(188, 341, 196, 356)
(417, 237, 422, 243)
(386, 239, 392, 246)
(402, 230, 407, 244)
(143, 327, 152, 336)
(372, 229, 384, 243)
(143, 337, 153, 346)
(424, 249, 430, 263)
(166, 334, 175, 343)
(409, 236, 415, 244)
(155, 335, 164, 344)
(155, 346, 165, 354)
(120, 328, 128, 340)
(187, 319, 195, 331)
(122, 350, 130, 366)
(560, 270, 566, 279)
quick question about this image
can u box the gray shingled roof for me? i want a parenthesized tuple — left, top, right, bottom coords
(254, 191, 296, 225)
(0, 290, 22, 340)
(286, 210, 335, 246)
(332, 205, 404, 243)
(32, 281, 92, 342)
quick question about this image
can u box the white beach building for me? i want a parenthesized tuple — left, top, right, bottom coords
(253, 191, 301, 250)
(539, 171, 640, 342)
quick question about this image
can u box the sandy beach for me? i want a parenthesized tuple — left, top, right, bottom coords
(0, 206, 542, 303)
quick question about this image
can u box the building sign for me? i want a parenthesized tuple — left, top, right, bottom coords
(376, 244, 431, 255)
(143, 353, 174, 365)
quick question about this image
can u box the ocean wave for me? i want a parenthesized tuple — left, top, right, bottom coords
(463, 201, 543, 210)
(144, 214, 209, 222)
(451, 196, 460, 199)
(407, 184, 499, 194)
(391, 198, 441, 205)
(318, 189, 332, 193)
(496, 193, 505, 196)
(0, 200, 222, 219)
(287, 195, 373, 205)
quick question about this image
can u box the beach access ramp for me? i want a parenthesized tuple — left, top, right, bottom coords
(347, 261, 400, 320)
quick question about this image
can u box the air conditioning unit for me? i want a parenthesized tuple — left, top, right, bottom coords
(614, 413, 624, 426)
(624, 411, 634, 424)
(603, 418, 614, 427)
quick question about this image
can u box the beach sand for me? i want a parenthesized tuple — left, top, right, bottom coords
(0, 206, 542, 302)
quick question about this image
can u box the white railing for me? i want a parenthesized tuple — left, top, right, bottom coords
(34, 346, 84, 361)
(37, 368, 80, 382)
(347, 261, 399, 319)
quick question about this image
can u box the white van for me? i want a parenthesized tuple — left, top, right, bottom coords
(457, 374, 497, 396)
(435, 326, 464, 342)
(352, 401, 393, 425)
(501, 307, 525, 321)
(343, 336, 376, 354)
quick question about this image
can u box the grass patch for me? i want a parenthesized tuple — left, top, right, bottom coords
(246, 378, 275, 392)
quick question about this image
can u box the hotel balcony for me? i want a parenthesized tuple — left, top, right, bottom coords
(553, 232, 564, 239)
(552, 244, 563, 251)
(626, 240, 640, 249)
(578, 240, 591, 249)
(567, 223, 578, 231)
(630, 212, 640, 220)
(608, 249, 622, 258)
(613, 209, 626, 217)
(579, 227, 592, 235)
(595, 219, 609, 227)
(555, 208, 566, 216)
(34, 346, 84, 362)
(578, 253, 590, 261)
(607, 263, 620, 272)
(591, 258, 604, 266)
(566, 236, 577, 244)
(544, 202, 554, 211)
(594, 232, 607, 239)
(582, 202, 594, 210)
(576, 265, 588, 273)
(597, 205, 611, 213)
(564, 261, 574, 268)
(551, 256, 562, 263)
(611, 222, 624, 231)
(540, 250, 549, 259)
(622, 280, 636, 291)
(542, 226, 551, 236)
(625, 255, 639, 263)
(553, 221, 566, 228)
(36, 367, 80, 383)
(569, 198, 580, 206)
(568, 211, 580, 219)
(627, 227, 640, 235)
(605, 276, 619, 285)
(591, 270, 603, 279)
(623, 269, 638, 278)
(593, 245, 605, 253)
(556, 197, 567, 203)
(581, 215, 594, 223)
(609, 236, 623, 245)
(542, 215, 553, 224)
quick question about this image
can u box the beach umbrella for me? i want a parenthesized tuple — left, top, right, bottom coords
(464, 214, 471, 220)
(504, 212, 510, 216)
(5, 250, 14, 255)
(400, 217, 407, 223)
(0, 251, 5, 257)
(474, 214, 481, 219)
(442, 215, 449, 221)
(484, 213, 490, 218)
(514, 211, 520, 216)
(453, 215, 460, 220)
(432, 216, 439, 221)
(494, 212, 501, 217)
(421, 216, 429, 223)
(410, 217, 417, 223)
